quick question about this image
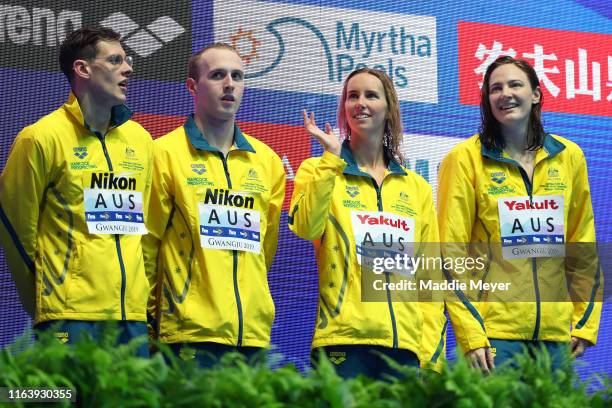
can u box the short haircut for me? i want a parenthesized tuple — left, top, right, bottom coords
(59, 26, 121, 84)
(188, 43, 241, 81)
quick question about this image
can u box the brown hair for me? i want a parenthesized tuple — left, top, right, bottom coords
(479, 56, 544, 151)
(59, 26, 121, 84)
(337, 68, 404, 162)
(188, 43, 241, 81)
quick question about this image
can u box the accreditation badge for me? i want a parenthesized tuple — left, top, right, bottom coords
(497, 195, 564, 259)
(198, 188, 261, 254)
(82, 171, 147, 235)
(350, 210, 415, 272)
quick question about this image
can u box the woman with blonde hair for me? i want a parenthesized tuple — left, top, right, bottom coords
(289, 68, 446, 379)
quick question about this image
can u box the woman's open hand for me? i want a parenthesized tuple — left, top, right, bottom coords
(303, 110, 341, 157)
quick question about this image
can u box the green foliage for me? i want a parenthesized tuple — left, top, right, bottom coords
(0, 329, 610, 408)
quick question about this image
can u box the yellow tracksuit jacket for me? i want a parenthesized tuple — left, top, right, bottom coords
(143, 116, 285, 347)
(438, 134, 601, 352)
(288, 142, 447, 368)
(0, 93, 153, 324)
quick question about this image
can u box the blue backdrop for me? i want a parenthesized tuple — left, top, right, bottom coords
(1, 0, 610, 382)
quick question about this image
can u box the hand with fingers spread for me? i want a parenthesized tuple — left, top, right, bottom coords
(571, 336, 592, 358)
(303, 110, 341, 157)
(466, 346, 495, 374)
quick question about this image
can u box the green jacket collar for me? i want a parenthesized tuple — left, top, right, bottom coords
(481, 133, 565, 164)
(184, 114, 255, 153)
(340, 139, 406, 177)
(65, 92, 132, 132)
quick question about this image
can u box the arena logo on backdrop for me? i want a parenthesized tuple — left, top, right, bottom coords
(99, 12, 184, 58)
(0, 1, 191, 81)
(458, 21, 611, 117)
(213, 0, 438, 103)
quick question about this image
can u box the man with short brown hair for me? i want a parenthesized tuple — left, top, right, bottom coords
(0, 26, 153, 355)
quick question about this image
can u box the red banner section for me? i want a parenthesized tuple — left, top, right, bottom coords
(133, 112, 312, 210)
(458, 21, 611, 117)
(133, 113, 185, 139)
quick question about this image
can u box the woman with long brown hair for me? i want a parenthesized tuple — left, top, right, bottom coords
(438, 56, 601, 373)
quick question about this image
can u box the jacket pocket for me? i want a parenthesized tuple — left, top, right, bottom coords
(38, 236, 81, 313)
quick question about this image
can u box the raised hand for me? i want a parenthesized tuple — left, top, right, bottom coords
(303, 110, 341, 157)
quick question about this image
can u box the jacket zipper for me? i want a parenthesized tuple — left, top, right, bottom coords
(516, 164, 540, 341)
(96, 131, 127, 321)
(218, 152, 244, 347)
(371, 178, 399, 349)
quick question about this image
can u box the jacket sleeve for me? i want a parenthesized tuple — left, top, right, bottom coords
(263, 153, 286, 271)
(565, 147, 601, 345)
(288, 151, 346, 240)
(142, 143, 174, 337)
(0, 127, 50, 317)
(141, 133, 154, 240)
(437, 145, 490, 353)
(417, 182, 447, 372)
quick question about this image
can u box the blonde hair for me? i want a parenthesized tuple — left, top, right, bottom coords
(188, 43, 241, 81)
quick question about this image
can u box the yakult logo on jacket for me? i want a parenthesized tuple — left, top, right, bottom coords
(355, 214, 411, 232)
(213, 0, 438, 103)
(502, 198, 559, 211)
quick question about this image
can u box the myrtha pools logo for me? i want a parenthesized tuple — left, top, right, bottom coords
(214, 0, 438, 103)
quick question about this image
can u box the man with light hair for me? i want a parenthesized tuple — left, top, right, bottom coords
(144, 43, 286, 366)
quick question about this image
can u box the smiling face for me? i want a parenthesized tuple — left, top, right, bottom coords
(488, 63, 541, 133)
(187, 48, 244, 123)
(86, 40, 133, 107)
(344, 72, 388, 138)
